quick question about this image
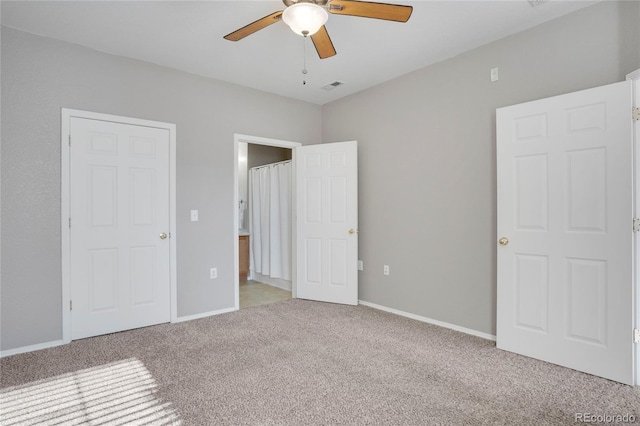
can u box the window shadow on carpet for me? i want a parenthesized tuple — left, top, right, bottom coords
(0, 358, 181, 425)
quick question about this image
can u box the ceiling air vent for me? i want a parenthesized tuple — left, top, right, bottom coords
(321, 81, 345, 91)
(527, 0, 547, 7)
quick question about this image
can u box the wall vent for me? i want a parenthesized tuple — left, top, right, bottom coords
(321, 81, 345, 91)
(527, 0, 547, 7)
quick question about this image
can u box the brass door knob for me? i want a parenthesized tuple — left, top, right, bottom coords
(349, 229, 358, 235)
(498, 237, 509, 246)
(160, 232, 168, 240)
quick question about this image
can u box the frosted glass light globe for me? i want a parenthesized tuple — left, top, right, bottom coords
(282, 3, 328, 36)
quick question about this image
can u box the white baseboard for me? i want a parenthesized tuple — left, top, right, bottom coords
(358, 300, 496, 341)
(173, 306, 237, 323)
(2, 307, 238, 357)
(1, 339, 66, 358)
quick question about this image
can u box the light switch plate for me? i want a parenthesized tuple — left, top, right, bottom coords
(490, 67, 499, 82)
(191, 210, 199, 222)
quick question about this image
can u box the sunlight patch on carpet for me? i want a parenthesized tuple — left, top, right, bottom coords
(0, 358, 181, 425)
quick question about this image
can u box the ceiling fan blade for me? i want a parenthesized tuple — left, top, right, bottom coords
(223, 11, 283, 41)
(311, 26, 337, 59)
(328, 0, 412, 22)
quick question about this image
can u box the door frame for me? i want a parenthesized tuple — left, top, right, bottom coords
(233, 134, 301, 310)
(628, 69, 640, 386)
(61, 108, 177, 344)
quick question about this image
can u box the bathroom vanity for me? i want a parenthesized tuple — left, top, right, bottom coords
(239, 230, 249, 281)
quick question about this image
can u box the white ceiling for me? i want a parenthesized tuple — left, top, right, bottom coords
(1, 0, 599, 105)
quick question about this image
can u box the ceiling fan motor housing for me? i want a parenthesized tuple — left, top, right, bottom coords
(283, 0, 329, 7)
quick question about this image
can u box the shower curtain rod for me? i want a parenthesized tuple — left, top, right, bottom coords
(249, 159, 292, 171)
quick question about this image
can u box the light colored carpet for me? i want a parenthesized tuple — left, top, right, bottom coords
(1, 299, 639, 425)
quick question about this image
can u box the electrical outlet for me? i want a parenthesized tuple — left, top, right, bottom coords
(358, 260, 364, 271)
(191, 210, 199, 221)
(210, 268, 217, 279)
(383, 265, 390, 276)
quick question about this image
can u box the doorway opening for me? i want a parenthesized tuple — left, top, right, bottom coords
(233, 135, 301, 310)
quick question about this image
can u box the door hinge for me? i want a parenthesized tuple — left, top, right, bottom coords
(633, 218, 640, 232)
(69, 217, 71, 228)
(68, 135, 71, 146)
(70, 300, 73, 311)
(634, 328, 640, 343)
(633, 107, 640, 121)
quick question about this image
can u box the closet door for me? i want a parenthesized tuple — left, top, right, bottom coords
(69, 117, 171, 339)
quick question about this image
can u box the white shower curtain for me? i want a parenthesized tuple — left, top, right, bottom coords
(249, 161, 291, 281)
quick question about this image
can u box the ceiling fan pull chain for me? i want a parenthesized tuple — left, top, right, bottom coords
(302, 31, 309, 85)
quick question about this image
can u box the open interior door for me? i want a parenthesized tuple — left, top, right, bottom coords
(295, 141, 358, 305)
(496, 81, 634, 385)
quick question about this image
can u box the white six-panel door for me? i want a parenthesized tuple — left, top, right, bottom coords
(496, 81, 634, 384)
(296, 141, 358, 305)
(70, 117, 171, 340)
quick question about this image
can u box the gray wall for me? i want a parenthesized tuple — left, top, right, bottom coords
(322, 0, 640, 335)
(0, 27, 321, 351)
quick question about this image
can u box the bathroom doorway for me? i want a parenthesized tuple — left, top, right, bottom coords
(234, 135, 300, 310)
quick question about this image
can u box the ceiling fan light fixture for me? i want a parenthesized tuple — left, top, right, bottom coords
(282, 3, 328, 36)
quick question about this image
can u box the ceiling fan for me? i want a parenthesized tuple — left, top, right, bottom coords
(223, 0, 413, 59)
